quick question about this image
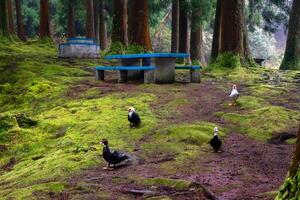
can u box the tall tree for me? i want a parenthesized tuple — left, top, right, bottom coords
(276, 125, 300, 199)
(94, 0, 100, 44)
(280, 0, 300, 70)
(111, 0, 128, 45)
(7, 0, 15, 34)
(171, 0, 179, 53)
(99, 0, 108, 49)
(210, 0, 221, 62)
(0, 0, 8, 36)
(15, 0, 26, 41)
(39, 0, 51, 38)
(85, 0, 95, 39)
(178, 0, 188, 53)
(219, 0, 248, 58)
(67, 0, 75, 38)
(128, 0, 152, 51)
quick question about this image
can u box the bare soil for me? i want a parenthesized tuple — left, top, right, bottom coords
(59, 72, 298, 200)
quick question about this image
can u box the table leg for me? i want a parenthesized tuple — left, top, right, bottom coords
(144, 70, 155, 83)
(118, 70, 128, 83)
(121, 59, 142, 80)
(96, 70, 104, 80)
(190, 69, 200, 83)
(153, 58, 176, 84)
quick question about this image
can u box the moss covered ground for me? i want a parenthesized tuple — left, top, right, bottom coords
(0, 40, 300, 199)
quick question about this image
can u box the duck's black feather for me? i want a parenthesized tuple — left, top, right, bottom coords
(102, 146, 128, 165)
(210, 136, 222, 152)
(128, 112, 141, 126)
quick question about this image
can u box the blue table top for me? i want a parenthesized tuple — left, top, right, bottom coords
(95, 66, 156, 70)
(105, 53, 189, 60)
(67, 38, 95, 41)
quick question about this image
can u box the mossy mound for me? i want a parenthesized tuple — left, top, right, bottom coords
(276, 173, 300, 199)
(217, 106, 299, 141)
(137, 177, 191, 190)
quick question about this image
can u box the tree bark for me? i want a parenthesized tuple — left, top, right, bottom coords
(280, 0, 300, 70)
(94, 0, 100, 44)
(39, 0, 51, 38)
(7, 0, 15, 34)
(15, 0, 26, 41)
(219, 0, 246, 57)
(85, 0, 95, 39)
(67, 0, 75, 38)
(99, 0, 108, 49)
(190, 8, 206, 65)
(210, 0, 221, 62)
(289, 125, 300, 177)
(178, 0, 188, 53)
(0, 0, 8, 36)
(111, 0, 128, 45)
(127, 0, 152, 51)
(171, 0, 179, 53)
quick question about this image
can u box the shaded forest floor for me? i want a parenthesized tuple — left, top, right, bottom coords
(0, 41, 300, 200)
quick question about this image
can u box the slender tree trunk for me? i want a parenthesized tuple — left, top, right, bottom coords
(219, 0, 246, 57)
(280, 0, 300, 70)
(290, 125, 300, 177)
(190, 8, 206, 65)
(128, 0, 152, 51)
(67, 1, 75, 38)
(111, 0, 128, 45)
(85, 0, 95, 39)
(15, 0, 26, 41)
(94, 0, 100, 44)
(7, 0, 15, 34)
(171, 0, 179, 53)
(99, 0, 108, 49)
(210, 0, 221, 62)
(0, 0, 8, 36)
(178, 0, 188, 53)
(39, 0, 51, 38)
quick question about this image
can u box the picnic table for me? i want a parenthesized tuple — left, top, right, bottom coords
(105, 53, 189, 83)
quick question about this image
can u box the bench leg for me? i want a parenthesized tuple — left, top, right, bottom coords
(144, 70, 155, 83)
(96, 70, 104, 81)
(118, 70, 128, 83)
(190, 69, 200, 83)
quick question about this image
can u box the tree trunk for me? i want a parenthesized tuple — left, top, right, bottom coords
(178, 0, 188, 53)
(171, 0, 179, 53)
(0, 0, 8, 36)
(39, 0, 51, 38)
(210, 0, 221, 62)
(219, 0, 246, 57)
(94, 0, 100, 44)
(190, 8, 206, 65)
(111, 0, 128, 45)
(128, 0, 152, 51)
(67, 0, 75, 38)
(280, 0, 300, 70)
(15, 0, 26, 41)
(7, 0, 15, 34)
(99, 0, 108, 49)
(85, 0, 95, 39)
(289, 125, 300, 178)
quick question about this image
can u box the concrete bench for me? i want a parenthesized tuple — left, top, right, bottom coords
(95, 66, 156, 83)
(175, 66, 202, 83)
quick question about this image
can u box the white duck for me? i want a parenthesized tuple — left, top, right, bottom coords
(229, 84, 239, 106)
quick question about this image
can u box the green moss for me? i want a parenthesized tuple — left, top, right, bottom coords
(217, 106, 299, 140)
(223, 95, 267, 110)
(137, 177, 191, 190)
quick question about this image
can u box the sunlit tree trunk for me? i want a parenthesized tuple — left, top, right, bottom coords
(15, 0, 26, 41)
(99, 0, 108, 49)
(111, 0, 127, 45)
(39, 0, 51, 38)
(211, 0, 221, 62)
(7, 0, 15, 34)
(85, 0, 95, 39)
(128, 0, 152, 51)
(190, 8, 206, 65)
(171, 0, 179, 53)
(219, 0, 247, 57)
(280, 0, 300, 70)
(0, 0, 8, 36)
(178, 0, 188, 53)
(67, 0, 75, 38)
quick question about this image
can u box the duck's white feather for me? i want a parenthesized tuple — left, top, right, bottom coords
(229, 88, 239, 99)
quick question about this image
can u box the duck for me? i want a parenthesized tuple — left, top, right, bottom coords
(229, 84, 239, 106)
(210, 127, 222, 153)
(100, 139, 129, 169)
(128, 107, 141, 128)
